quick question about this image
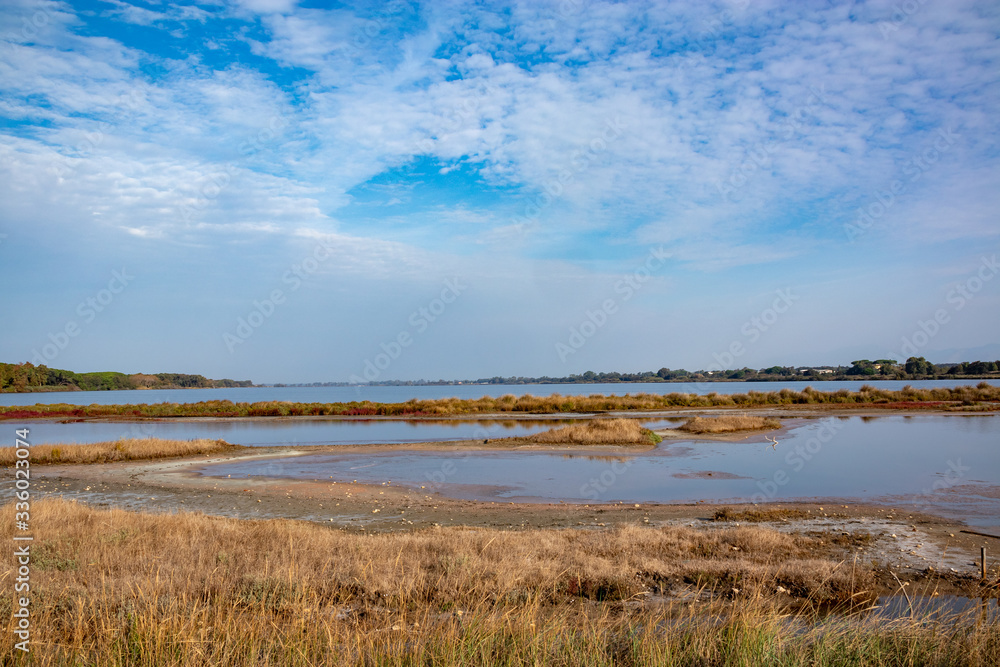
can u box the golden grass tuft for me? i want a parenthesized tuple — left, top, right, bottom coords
(677, 414, 781, 434)
(0, 437, 241, 465)
(527, 418, 661, 444)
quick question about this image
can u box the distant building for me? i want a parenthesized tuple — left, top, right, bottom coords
(800, 368, 835, 375)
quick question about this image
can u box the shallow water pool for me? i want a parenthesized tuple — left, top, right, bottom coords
(198, 415, 1000, 529)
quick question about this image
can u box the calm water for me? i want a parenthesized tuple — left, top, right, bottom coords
(867, 595, 999, 623)
(2, 379, 996, 406)
(198, 415, 1000, 528)
(24, 418, 572, 447)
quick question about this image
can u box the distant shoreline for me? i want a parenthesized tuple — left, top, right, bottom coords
(5, 359, 999, 393)
(269, 374, 1000, 388)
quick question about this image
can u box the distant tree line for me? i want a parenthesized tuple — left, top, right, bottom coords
(843, 357, 1000, 378)
(0, 362, 252, 393)
(465, 357, 999, 385)
(295, 357, 1000, 387)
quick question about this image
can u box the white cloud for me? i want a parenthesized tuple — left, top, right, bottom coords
(2, 0, 999, 265)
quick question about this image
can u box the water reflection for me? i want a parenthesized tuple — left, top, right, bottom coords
(29, 415, 674, 447)
(197, 416, 1000, 527)
(25, 418, 567, 446)
(864, 595, 999, 623)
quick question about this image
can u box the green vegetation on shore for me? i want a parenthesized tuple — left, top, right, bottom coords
(0, 362, 252, 393)
(2, 383, 997, 420)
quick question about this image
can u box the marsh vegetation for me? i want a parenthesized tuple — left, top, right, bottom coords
(3, 383, 997, 421)
(676, 415, 781, 434)
(0, 437, 240, 466)
(3, 499, 997, 665)
(525, 418, 662, 444)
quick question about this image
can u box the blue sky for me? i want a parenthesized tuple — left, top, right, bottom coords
(1, 0, 998, 383)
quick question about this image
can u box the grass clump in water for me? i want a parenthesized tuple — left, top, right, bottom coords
(0, 437, 241, 465)
(527, 418, 661, 444)
(677, 415, 781, 434)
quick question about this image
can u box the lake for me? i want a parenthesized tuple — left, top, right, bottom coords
(196, 415, 1000, 530)
(2, 379, 996, 406)
(24, 417, 579, 446)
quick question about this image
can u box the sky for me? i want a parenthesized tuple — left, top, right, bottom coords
(1, 0, 998, 384)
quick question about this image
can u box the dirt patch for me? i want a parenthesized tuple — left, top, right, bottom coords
(673, 471, 749, 480)
(712, 507, 813, 522)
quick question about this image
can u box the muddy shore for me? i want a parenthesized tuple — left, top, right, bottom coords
(25, 435, 1000, 599)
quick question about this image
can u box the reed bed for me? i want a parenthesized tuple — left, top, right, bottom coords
(0, 437, 239, 465)
(527, 418, 661, 444)
(2, 383, 997, 421)
(1, 499, 996, 665)
(677, 415, 781, 434)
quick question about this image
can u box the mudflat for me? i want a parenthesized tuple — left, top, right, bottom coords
(28, 439, 1000, 599)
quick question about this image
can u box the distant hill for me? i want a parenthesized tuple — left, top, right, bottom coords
(0, 362, 252, 393)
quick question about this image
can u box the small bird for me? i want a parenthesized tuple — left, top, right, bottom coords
(765, 436, 778, 450)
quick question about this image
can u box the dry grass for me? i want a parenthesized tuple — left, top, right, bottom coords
(0, 499, 995, 665)
(526, 418, 661, 444)
(0, 498, 861, 607)
(677, 414, 781, 434)
(0, 437, 241, 465)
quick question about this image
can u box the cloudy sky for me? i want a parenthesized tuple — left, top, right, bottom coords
(1, 0, 998, 383)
